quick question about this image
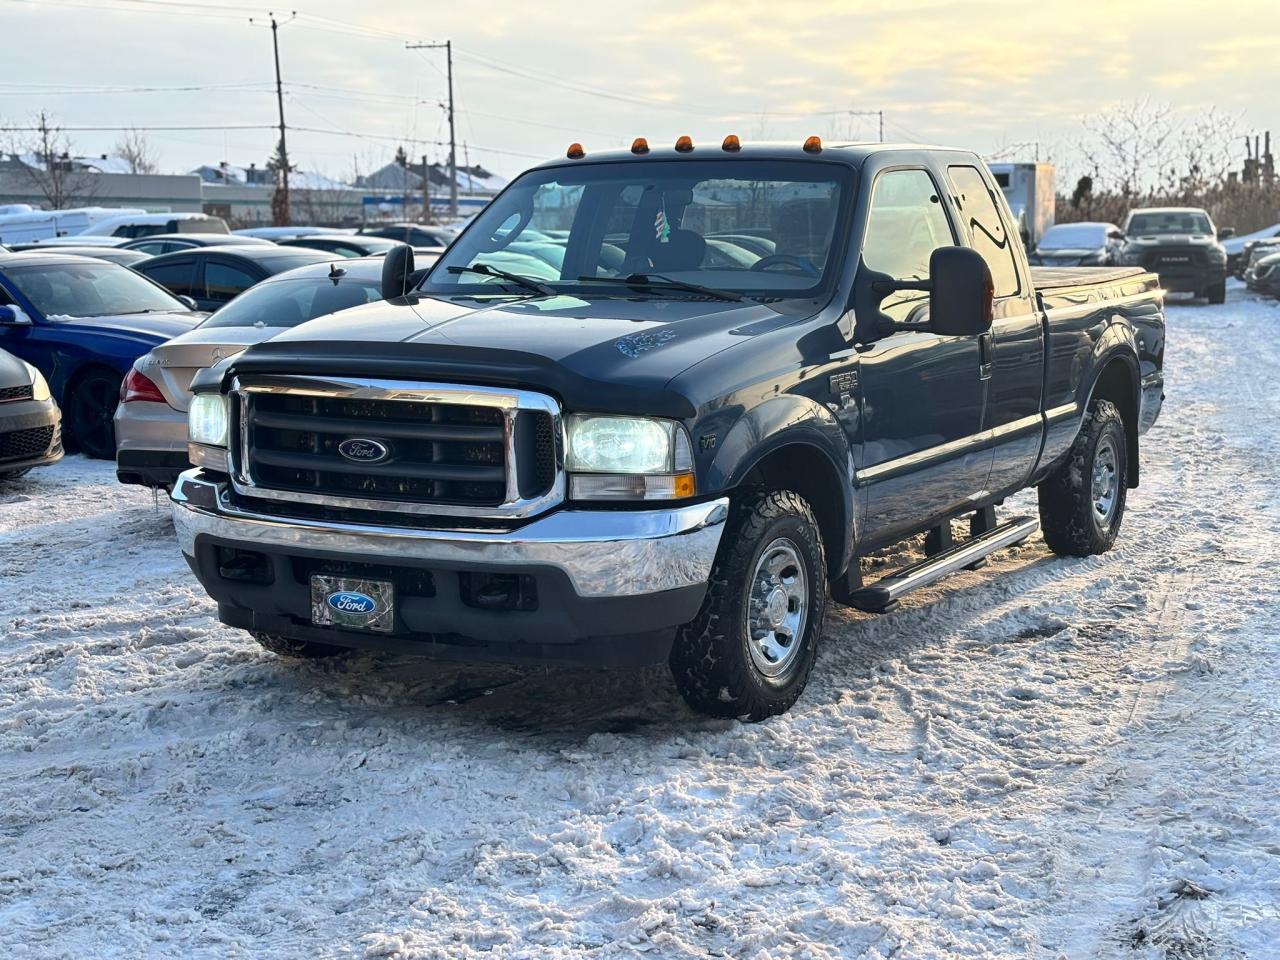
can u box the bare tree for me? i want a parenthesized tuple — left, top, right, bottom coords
(1078, 99, 1177, 201)
(113, 127, 159, 175)
(12, 112, 97, 210)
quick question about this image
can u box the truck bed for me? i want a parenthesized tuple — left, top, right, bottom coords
(1029, 265, 1148, 291)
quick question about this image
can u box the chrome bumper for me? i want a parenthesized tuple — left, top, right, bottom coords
(171, 469, 729, 598)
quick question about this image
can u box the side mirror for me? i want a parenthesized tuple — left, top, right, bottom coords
(0, 304, 32, 326)
(928, 246, 993, 337)
(1217, 226, 1235, 240)
(380, 244, 415, 299)
(1108, 230, 1125, 241)
(177, 295, 197, 310)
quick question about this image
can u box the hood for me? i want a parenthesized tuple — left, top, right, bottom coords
(1125, 234, 1220, 248)
(0, 347, 33, 390)
(62, 310, 204, 344)
(137, 324, 274, 411)
(1035, 247, 1102, 258)
(227, 293, 810, 418)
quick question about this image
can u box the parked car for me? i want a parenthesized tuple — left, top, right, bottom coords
(120, 233, 274, 256)
(1028, 221, 1124, 266)
(1224, 222, 1280, 277)
(13, 246, 152, 268)
(0, 206, 145, 245)
(278, 234, 405, 257)
(0, 253, 202, 458)
(173, 140, 1166, 721)
(0, 346, 62, 479)
(116, 256, 393, 488)
(233, 226, 339, 240)
(134, 245, 338, 312)
(360, 223, 456, 247)
(77, 212, 229, 239)
(1237, 237, 1280, 280)
(1116, 207, 1230, 302)
(1245, 250, 1280, 298)
(10, 236, 127, 249)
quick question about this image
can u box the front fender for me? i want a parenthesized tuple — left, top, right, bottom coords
(702, 394, 856, 570)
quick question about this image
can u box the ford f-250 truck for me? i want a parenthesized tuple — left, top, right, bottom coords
(172, 138, 1166, 720)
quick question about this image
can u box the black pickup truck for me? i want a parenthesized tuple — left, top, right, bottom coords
(173, 139, 1166, 720)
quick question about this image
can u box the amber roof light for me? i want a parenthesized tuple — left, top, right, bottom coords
(722, 134, 741, 152)
(675, 135, 694, 153)
(803, 135, 822, 153)
(631, 137, 650, 155)
(566, 142, 585, 159)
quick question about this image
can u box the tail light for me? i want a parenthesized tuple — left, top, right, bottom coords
(120, 368, 166, 404)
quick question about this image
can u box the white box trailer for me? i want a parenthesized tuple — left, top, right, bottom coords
(988, 162, 1055, 250)
(0, 206, 146, 244)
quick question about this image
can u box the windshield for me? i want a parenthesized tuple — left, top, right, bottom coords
(1038, 223, 1106, 248)
(1127, 211, 1212, 236)
(5, 260, 187, 318)
(424, 159, 853, 299)
(203, 274, 383, 329)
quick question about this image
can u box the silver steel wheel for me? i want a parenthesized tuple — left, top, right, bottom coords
(1092, 434, 1120, 526)
(745, 538, 809, 680)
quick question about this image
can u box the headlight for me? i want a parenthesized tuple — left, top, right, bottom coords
(188, 393, 229, 447)
(1118, 249, 1144, 265)
(23, 362, 51, 402)
(565, 414, 695, 501)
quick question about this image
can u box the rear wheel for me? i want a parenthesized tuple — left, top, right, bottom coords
(251, 632, 348, 659)
(1038, 399, 1128, 556)
(64, 370, 122, 459)
(1207, 280, 1227, 304)
(669, 488, 827, 721)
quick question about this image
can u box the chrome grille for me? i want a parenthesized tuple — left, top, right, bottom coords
(230, 377, 563, 520)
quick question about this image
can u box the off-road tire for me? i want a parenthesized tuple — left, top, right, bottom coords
(1206, 280, 1227, 305)
(669, 488, 827, 721)
(1038, 399, 1128, 557)
(251, 631, 348, 659)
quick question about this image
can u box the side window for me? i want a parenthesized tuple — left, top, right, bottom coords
(946, 165, 1020, 297)
(139, 259, 196, 298)
(862, 169, 955, 281)
(204, 261, 258, 303)
(130, 241, 168, 256)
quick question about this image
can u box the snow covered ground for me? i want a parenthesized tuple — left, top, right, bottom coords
(1, 287, 1279, 959)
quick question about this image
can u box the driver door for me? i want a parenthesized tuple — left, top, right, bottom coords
(854, 167, 991, 544)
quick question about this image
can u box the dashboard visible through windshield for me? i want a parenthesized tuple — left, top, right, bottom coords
(424, 159, 854, 300)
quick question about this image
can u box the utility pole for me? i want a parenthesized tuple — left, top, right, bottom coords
(254, 12, 295, 225)
(406, 40, 457, 218)
(421, 154, 431, 222)
(879, 110, 884, 143)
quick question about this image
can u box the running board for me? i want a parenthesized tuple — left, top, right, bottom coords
(846, 515, 1039, 614)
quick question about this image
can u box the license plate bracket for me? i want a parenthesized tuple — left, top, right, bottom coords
(310, 575, 395, 633)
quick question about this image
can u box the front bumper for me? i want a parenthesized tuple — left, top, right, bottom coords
(0, 398, 63, 474)
(114, 399, 188, 487)
(171, 469, 729, 664)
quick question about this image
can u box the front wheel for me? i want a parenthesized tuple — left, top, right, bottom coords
(1038, 399, 1128, 556)
(1206, 280, 1226, 304)
(64, 370, 122, 459)
(669, 489, 827, 721)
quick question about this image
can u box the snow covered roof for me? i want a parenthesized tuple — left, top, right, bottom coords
(191, 164, 355, 191)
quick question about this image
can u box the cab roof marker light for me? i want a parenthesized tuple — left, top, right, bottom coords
(722, 134, 742, 152)
(631, 137, 649, 155)
(803, 135, 823, 153)
(566, 142, 585, 159)
(675, 135, 694, 153)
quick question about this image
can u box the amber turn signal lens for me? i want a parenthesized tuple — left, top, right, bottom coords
(672, 472, 697, 498)
(631, 137, 649, 154)
(803, 135, 822, 153)
(566, 142, 585, 159)
(721, 134, 741, 152)
(675, 135, 694, 153)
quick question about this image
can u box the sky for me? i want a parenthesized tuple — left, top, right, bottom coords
(2, 0, 1277, 184)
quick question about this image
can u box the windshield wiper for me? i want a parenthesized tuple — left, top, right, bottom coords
(576, 273, 743, 302)
(447, 263, 555, 296)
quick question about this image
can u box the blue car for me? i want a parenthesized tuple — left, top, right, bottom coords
(0, 253, 202, 458)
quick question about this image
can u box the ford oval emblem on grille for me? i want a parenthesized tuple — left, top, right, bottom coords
(327, 591, 376, 615)
(338, 438, 389, 463)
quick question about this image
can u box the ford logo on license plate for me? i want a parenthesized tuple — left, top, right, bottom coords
(338, 438, 389, 463)
(327, 591, 377, 615)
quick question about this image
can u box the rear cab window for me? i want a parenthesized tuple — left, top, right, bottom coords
(946, 165, 1022, 298)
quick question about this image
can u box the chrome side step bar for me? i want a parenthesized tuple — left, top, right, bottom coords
(846, 515, 1039, 614)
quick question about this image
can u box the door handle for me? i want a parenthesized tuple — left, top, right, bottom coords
(978, 332, 994, 380)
